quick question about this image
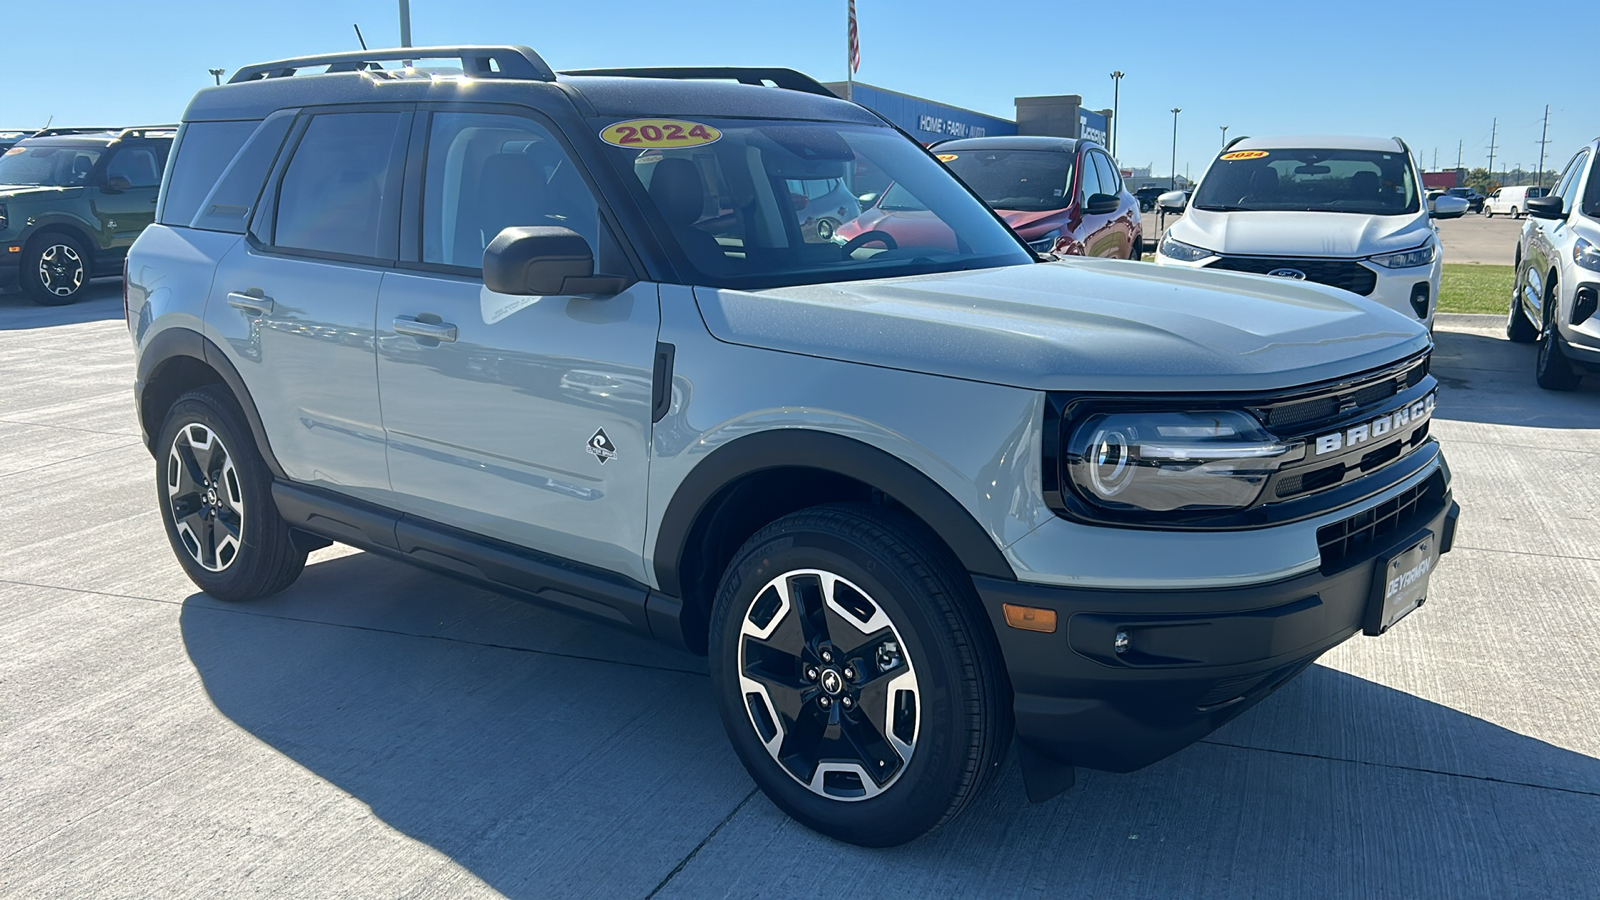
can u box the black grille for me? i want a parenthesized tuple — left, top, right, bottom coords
(1315, 472, 1445, 573)
(1261, 355, 1427, 432)
(1210, 256, 1379, 296)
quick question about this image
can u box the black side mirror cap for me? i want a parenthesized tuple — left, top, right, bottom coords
(1526, 196, 1565, 220)
(1084, 193, 1120, 216)
(482, 226, 630, 296)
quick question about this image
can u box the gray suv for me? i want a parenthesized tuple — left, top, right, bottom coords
(128, 46, 1460, 847)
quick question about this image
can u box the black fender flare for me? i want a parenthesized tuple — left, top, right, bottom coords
(652, 429, 1016, 597)
(135, 326, 286, 479)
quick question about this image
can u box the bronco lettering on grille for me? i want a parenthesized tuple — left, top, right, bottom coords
(1313, 392, 1434, 456)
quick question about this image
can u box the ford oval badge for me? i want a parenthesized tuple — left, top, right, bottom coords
(1267, 267, 1308, 280)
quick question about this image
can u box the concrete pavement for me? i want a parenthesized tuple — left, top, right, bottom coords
(1434, 213, 1524, 266)
(2, 287, 1598, 898)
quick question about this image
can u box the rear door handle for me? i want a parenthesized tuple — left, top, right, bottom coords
(393, 316, 458, 343)
(226, 291, 274, 314)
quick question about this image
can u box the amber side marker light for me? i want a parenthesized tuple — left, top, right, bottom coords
(1002, 603, 1058, 633)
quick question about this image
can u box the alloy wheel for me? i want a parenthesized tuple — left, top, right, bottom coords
(166, 423, 245, 572)
(737, 569, 921, 801)
(37, 243, 84, 297)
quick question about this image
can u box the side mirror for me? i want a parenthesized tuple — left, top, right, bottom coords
(1157, 190, 1187, 212)
(102, 175, 132, 193)
(1084, 192, 1119, 215)
(482, 226, 629, 296)
(1525, 195, 1565, 220)
(1430, 195, 1470, 219)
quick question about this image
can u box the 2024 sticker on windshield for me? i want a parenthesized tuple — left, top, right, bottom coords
(1219, 150, 1269, 161)
(600, 119, 722, 149)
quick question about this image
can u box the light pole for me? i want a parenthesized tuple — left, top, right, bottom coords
(1170, 108, 1181, 190)
(1109, 71, 1124, 157)
(1220, 125, 1228, 148)
(208, 68, 224, 86)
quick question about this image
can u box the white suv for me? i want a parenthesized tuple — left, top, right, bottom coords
(1155, 135, 1460, 328)
(1508, 138, 1600, 390)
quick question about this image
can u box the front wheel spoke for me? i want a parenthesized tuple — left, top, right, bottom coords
(749, 600, 808, 657)
(839, 712, 903, 784)
(843, 633, 902, 683)
(175, 442, 207, 490)
(176, 507, 209, 539)
(787, 573, 833, 645)
(775, 705, 829, 782)
(170, 491, 203, 518)
(213, 509, 242, 543)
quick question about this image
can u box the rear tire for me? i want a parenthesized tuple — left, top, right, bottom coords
(22, 234, 91, 306)
(1535, 284, 1581, 391)
(156, 386, 307, 600)
(1130, 235, 1144, 261)
(708, 503, 1011, 847)
(1511, 206, 1520, 219)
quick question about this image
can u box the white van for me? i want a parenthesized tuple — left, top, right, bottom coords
(1485, 184, 1548, 218)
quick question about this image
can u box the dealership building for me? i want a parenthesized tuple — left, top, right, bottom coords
(821, 82, 1113, 193)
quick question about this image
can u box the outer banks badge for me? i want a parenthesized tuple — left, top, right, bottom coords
(586, 428, 618, 464)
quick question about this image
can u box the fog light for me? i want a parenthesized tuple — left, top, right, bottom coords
(1114, 630, 1130, 655)
(1002, 603, 1058, 633)
(1409, 282, 1430, 319)
(1573, 286, 1597, 327)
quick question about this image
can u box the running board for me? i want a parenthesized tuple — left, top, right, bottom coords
(271, 480, 686, 645)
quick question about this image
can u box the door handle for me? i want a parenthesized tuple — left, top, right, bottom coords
(226, 291, 275, 314)
(393, 316, 458, 343)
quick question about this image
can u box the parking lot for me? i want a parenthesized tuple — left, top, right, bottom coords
(3, 286, 1598, 898)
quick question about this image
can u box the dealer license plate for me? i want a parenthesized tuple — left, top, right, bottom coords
(1365, 532, 1437, 636)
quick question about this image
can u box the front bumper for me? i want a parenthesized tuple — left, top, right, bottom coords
(0, 245, 19, 290)
(1155, 251, 1440, 324)
(976, 478, 1459, 773)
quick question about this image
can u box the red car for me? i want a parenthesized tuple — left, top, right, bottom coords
(839, 136, 1144, 260)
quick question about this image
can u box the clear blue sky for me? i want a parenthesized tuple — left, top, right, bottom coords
(3, 0, 1593, 180)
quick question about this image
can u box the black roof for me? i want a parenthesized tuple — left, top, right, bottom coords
(185, 48, 881, 126)
(936, 135, 1091, 154)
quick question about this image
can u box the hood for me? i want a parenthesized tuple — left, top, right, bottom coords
(693, 258, 1429, 393)
(0, 185, 73, 204)
(998, 208, 1068, 237)
(1170, 208, 1433, 258)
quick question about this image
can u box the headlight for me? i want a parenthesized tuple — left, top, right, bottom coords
(1028, 231, 1062, 253)
(1158, 234, 1214, 262)
(1370, 242, 1438, 269)
(1066, 410, 1298, 512)
(1574, 237, 1600, 272)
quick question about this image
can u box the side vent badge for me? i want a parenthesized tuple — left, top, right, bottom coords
(586, 428, 618, 465)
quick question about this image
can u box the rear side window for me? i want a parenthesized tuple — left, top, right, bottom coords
(272, 112, 406, 260)
(189, 116, 293, 233)
(160, 121, 258, 226)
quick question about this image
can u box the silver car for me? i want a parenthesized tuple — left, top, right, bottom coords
(129, 45, 1459, 846)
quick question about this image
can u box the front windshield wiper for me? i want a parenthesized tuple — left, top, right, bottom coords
(1192, 204, 1253, 212)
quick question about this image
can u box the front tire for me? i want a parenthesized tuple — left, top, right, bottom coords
(23, 234, 91, 306)
(1535, 284, 1581, 391)
(156, 386, 307, 600)
(1507, 266, 1538, 343)
(708, 504, 1011, 847)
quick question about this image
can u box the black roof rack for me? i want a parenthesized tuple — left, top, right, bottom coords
(117, 125, 179, 139)
(560, 67, 835, 98)
(228, 46, 556, 84)
(29, 127, 120, 138)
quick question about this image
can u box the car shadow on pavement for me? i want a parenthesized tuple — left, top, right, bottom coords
(0, 280, 123, 329)
(1430, 327, 1600, 428)
(181, 551, 1600, 898)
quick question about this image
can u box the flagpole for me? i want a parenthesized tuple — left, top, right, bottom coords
(845, 0, 854, 101)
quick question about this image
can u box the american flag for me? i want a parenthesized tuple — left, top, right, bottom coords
(848, 0, 861, 73)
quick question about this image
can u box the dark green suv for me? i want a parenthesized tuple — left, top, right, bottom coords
(0, 127, 174, 305)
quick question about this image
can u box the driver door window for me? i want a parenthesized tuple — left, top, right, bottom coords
(421, 112, 602, 270)
(1078, 152, 1103, 203)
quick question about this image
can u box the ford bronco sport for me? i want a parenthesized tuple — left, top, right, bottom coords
(0, 126, 174, 304)
(128, 46, 1460, 847)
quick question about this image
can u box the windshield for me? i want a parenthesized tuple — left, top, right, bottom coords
(1192, 148, 1418, 215)
(0, 144, 103, 187)
(597, 117, 1031, 290)
(940, 149, 1074, 212)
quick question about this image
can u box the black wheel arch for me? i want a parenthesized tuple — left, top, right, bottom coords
(136, 327, 285, 479)
(23, 221, 98, 270)
(653, 429, 1016, 653)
